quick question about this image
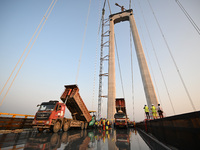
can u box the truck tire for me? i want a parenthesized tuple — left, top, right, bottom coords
(37, 128, 44, 133)
(84, 123, 88, 129)
(81, 123, 84, 130)
(53, 122, 61, 133)
(62, 122, 70, 132)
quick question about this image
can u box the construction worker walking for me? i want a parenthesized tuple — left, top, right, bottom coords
(143, 105, 150, 120)
(151, 104, 157, 119)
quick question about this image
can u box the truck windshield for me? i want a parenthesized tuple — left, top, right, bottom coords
(114, 113, 126, 119)
(38, 104, 55, 111)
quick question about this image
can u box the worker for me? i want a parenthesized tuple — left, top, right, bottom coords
(106, 119, 109, 130)
(99, 119, 102, 129)
(95, 121, 98, 129)
(157, 104, 164, 118)
(103, 119, 106, 130)
(151, 104, 157, 119)
(143, 105, 150, 120)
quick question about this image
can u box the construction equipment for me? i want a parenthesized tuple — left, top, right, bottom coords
(115, 3, 126, 12)
(32, 85, 94, 132)
(114, 98, 128, 128)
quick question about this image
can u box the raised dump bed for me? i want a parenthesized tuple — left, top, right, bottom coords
(60, 85, 92, 123)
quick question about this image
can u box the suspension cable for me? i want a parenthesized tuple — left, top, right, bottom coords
(129, 0, 132, 9)
(137, 0, 176, 113)
(175, 0, 200, 35)
(134, 12, 163, 109)
(115, 36, 125, 99)
(0, 0, 55, 97)
(0, 0, 58, 107)
(130, 28, 135, 120)
(107, 0, 112, 14)
(75, 0, 92, 83)
(147, 0, 196, 111)
(92, 0, 102, 110)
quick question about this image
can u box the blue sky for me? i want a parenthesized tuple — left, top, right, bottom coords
(0, 0, 200, 121)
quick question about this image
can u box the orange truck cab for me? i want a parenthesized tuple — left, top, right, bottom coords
(32, 100, 67, 132)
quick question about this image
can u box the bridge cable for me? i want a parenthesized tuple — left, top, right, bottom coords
(130, 28, 135, 121)
(0, 0, 55, 98)
(115, 36, 125, 99)
(134, 5, 164, 111)
(129, 0, 135, 121)
(92, 0, 102, 110)
(0, 0, 58, 106)
(107, 0, 112, 14)
(147, 0, 196, 111)
(175, 0, 200, 35)
(137, 0, 176, 113)
(75, 0, 92, 83)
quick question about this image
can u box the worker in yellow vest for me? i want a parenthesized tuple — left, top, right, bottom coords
(95, 121, 98, 129)
(143, 105, 150, 120)
(106, 120, 109, 130)
(151, 104, 157, 119)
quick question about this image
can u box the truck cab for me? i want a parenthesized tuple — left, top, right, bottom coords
(32, 100, 66, 132)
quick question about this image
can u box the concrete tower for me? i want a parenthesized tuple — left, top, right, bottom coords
(107, 9, 158, 121)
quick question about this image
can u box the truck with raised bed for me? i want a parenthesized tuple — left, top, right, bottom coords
(32, 85, 93, 132)
(114, 98, 128, 128)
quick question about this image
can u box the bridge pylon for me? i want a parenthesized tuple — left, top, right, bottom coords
(107, 9, 158, 122)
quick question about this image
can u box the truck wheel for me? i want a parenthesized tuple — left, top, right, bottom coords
(84, 123, 88, 129)
(63, 122, 70, 132)
(53, 122, 61, 133)
(37, 128, 44, 133)
(81, 123, 84, 130)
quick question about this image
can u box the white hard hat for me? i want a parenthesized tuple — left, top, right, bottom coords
(152, 104, 154, 105)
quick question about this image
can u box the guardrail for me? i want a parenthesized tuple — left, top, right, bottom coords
(0, 112, 35, 130)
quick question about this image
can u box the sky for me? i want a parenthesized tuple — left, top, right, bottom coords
(0, 0, 200, 122)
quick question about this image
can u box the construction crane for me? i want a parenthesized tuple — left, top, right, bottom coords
(115, 3, 126, 12)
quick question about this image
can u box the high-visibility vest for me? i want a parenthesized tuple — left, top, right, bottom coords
(103, 120, 105, 125)
(144, 106, 149, 112)
(107, 121, 109, 125)
(151, 106, 156, 112)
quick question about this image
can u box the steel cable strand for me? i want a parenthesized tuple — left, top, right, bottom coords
(147, 0, 196, 111)
(92, 0, 102, 110)
(134, 0, 164, 111)
(137, 0, 176, 114)
(0, 0, 58, 106)
(130, 30, 135, 121)
(75, 0, 92, 83)
(175, 0, 200, 35)
(114, 36, 125, 99)
(0, 0, 55, 97)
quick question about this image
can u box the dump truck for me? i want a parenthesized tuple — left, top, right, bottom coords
(32, 84, 94, 132)
(114, 98, 128, 128)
